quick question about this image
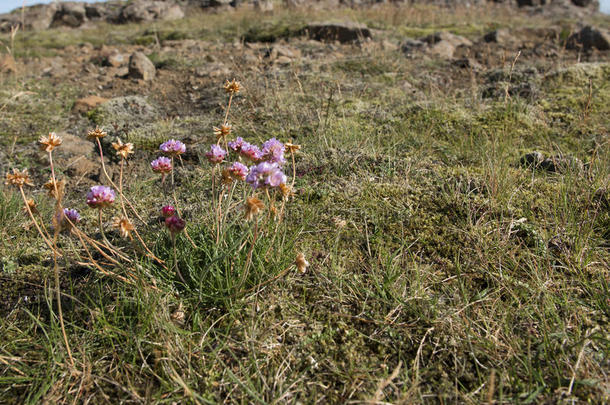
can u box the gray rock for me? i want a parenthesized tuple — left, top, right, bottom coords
(419, 31, 472, 59)
(107, 52, 126, 67)
(120, 1, 184, 23)
(303, 22, 372, 43)
(91, 96, 158, 130)
(483, 28, 516, 46)
(128, 52, 156, 81)
(52, 2, 86, 28)
(401, 39, 426, 56)
(539, 155, 583, 173)
(567, 26, 610, 51)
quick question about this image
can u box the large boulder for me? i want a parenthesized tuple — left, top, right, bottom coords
(302, 22, 372, 43)
(566, 26, 610, 51)
(120, 1, 184, 23)
(52, 2, 87, 28)
(421, 31, 472, 59)
(0, 4, 59, 32)
(128, 52, 156, 81)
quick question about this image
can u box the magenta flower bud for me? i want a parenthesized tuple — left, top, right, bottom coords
(165, 215, 185, 234)
(86, 185, 115, 209)
(151, 156, 172, 174)
(228, 161, 248, 180)
(205, 144, 226, 164)
(161, 205, 176, 218)
(262, 137, 286, 165)
(55, 208, 81, 231)
(160, 139, 186, 156)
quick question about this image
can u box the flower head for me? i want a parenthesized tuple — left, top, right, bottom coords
(159, 139, 186, 156)
(165, 215, 186, 234)
(86, 185, 115, 209)
(224, 79, 241, 94)
(279, 183, 294, 200)
(39, 132, 62, 153)
(262, 138, 286, 165)
(228, 137, 245, 152)
(244, 196, 265, 221)
(112, 138, 134, 160)
(43, 178, 66, 200)
(246, 162, 287, 190)
(285, 142, 301, 153)
(213, 124, 232, 140)
(151, 156, 172, 174)
(205, 144, 226, 164)
(23, 198, 39, 216)
(161, 205, 176, 218)
(87, 126, 107, 140)
(56, 208, 81, 231)
(5, 169, 34, 187)
(295, 253, 309, 274)
(228, 161, 248, 181)
(239, 143, 262, 162)
(113, 217, 134, 239)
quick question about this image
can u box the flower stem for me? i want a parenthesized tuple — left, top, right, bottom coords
(172, 234, 186, 284)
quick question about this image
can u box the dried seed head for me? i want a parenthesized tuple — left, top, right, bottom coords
(23, 198, 39, 216)
(295, 253, 309, 274)
(39, 132, 62, 153)
(112, 138, 134, 160)
(113, 217, 134, 239)
(244, 196, 265, 221)
(213, 124, 233, 140)
(5, 168, 34, 187)
(224, 79, 241, 94)
(284, 142, 301, 153)
(221, 168, 233, 186)
(87, 126, 107, 140)
(43, 178, 66, 200)
(279, 183, 294, 200)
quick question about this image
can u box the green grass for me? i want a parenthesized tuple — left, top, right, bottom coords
(0, 3, 609, 404)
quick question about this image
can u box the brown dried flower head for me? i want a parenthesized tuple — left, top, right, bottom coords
(113, 217, 134, 239)
(213, 124, 232, 140)
(43, 178, 66, 200)
(279, 183, 294, 200)
(245, 196, 265, 221)
(221, 168, 233, 186)
(39, 132, 62, 153)
(295, 253, 309, 274)
(23, 198, 39, 216)
(87, 126, 107, 140)
(284, 143, 301, 153)
(5, 168, 34, 187)
(112, 138, 134, 160)
(224, 79, 241, 94)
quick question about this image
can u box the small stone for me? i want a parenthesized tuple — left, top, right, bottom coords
(539, 155, 583, 173)
(72, 95, 109, 114)
(107, 52, 126, 67)
(303, 22, 372, 43)
(128, 52, 156, 81)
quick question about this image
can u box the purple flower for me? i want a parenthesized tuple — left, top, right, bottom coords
(165, 215, 185, 234)
(159, 139, 186, 156)
(151, 157, 172, 174)
(262, 138, 286, 165)
(205, 144, 226, 164)
(161, 205, 176, 218)
(228, 161, 249, 180)
(228, 137, 245, 152)
(240, 143, 262, 162)
(246, 162, 287, 190)
(86, 185, 115, 209)
(55, 208, 81, 231)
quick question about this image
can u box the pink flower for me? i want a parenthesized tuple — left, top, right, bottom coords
(151, 157, 172, 174)
(160, 139, 186, 156)
(228, 137, 245, 152)
(240, 143, 262, 162)
(86, 186, 115, 209)
(205, 144, 226, 164)
(262, 138, 286, 165)
(245, 162, 287, 190)
(161, 205, 176, 218)
(165, 215, 185, 234)
(228, 161, 248, 180)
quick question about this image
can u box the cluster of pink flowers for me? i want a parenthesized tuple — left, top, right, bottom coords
(151, 157, 172, 174)
(246, 162, 287, 189)
(160, 139, 186, 156)
(205, 145, 226, 164)
(86, 186, 115, 209)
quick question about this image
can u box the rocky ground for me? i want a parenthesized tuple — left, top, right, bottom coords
(0, 0, 609, 403)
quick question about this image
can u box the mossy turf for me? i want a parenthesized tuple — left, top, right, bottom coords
(0, 4, 609, 404)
